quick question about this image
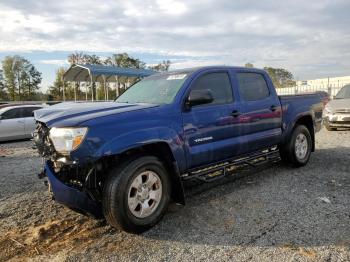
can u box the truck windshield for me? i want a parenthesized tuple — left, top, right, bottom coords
(335, 85, 350, 99)
(116, 72, 189, 104)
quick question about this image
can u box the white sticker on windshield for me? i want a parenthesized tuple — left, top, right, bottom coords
(167, 74, 187, 80)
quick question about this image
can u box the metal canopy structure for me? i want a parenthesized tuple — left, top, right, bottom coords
(63, 64, 156, 82)
(62, 64, 156, 101)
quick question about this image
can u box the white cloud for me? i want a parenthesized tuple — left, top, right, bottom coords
(0, 8, 60, 34)
(170, 59, 224, 70)
(156, 0, 187, 15)
(0, 0, 349, 79)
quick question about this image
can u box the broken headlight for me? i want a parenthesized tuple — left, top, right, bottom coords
(49, 127, 88, 154)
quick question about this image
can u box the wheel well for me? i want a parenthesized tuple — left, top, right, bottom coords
(295, 115, 315, 151)
(100, 142, 185, 205)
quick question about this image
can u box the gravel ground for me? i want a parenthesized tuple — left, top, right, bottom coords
(0, 128, 349, 262)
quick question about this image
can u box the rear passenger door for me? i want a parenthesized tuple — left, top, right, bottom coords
(234, 71, 282, 152)
(182, 70, 240, 168)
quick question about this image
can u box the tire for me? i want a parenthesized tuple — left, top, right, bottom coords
(280, 125, 312, 167)
(103, 155, 171, 233)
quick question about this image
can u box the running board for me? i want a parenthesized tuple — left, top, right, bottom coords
(181, 146, 280, 183)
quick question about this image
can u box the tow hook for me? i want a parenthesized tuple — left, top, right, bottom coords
(37, 168, 46, 179)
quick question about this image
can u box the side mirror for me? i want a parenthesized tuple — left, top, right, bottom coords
(187, 89, 214, 107)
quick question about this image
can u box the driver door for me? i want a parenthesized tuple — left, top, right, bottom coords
(182, 70, 240, 169)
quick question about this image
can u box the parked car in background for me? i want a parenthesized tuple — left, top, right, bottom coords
(323, 84, 350, 130)
(0, 105, 45, 142)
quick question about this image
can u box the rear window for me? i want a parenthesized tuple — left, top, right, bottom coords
(237, 73, 270, 101)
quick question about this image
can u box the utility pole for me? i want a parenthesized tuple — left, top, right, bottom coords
(327, 77, 331, 95)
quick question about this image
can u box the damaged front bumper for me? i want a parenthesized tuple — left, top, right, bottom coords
(44, 161, 103, 218)
(34, 121, 104, 218)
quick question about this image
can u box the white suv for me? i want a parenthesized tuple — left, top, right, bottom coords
(324, 85, 350, 130)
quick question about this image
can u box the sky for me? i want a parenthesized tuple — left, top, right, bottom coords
(0, 0, 349, 91)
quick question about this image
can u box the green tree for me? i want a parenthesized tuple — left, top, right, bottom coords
(68, 52, 103, 65)
(263, 67, 296, 88)
(105, 53, 146, 69)
(0, 69, 7, 100)
(0, 81, 7, 101)
(84, 54, 102, 65)
(96, 81, 114, 100)
(48, 68, 66, 100)
(2, 56, 42, 101)
(68, 52, 85, 65)
(244, 63, 254, 68)
(2, 56, 18, 100)
(22, 64, 42, 100)
(149, 60, 171, 72)
(104, 53, 146, 97)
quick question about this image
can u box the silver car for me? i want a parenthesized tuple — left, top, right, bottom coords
(0, 105, 44, 142)
(323, 85, 350, 130)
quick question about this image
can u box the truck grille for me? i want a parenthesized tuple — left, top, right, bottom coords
(33, 122, 55, 158)
(335, 109, 350, 114)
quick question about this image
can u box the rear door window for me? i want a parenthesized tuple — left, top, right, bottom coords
(237, 73, 270, 101)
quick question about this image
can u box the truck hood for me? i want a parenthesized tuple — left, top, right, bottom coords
(34, 102, 157, 127)
(328, 98, 350, 110)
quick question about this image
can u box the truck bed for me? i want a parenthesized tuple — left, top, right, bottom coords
(279, 91, 328, 138)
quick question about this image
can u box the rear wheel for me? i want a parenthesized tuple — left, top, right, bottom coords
(280, 125, 312, 167)
(103, 156, 171, 233)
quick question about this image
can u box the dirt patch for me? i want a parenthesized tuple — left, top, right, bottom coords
(0, 216, 110, 261)
(0, 148, 14, 157)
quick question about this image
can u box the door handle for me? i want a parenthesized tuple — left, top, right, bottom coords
(230, 110, 241, 117)
(270, 105, 278, 112)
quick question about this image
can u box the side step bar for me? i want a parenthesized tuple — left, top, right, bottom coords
(181, 146, 280, 183)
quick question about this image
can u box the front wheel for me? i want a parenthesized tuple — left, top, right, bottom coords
(280, 125, 312, 167)
(103, 156, 171, 233)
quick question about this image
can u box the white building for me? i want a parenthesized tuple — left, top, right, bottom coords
(297, 75, 350, 90)
(278, 75, 350, 97)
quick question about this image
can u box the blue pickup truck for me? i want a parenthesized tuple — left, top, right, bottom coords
(34, 66, 327, 233)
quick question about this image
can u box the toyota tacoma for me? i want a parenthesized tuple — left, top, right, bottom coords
(34, 66, 327, 233)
